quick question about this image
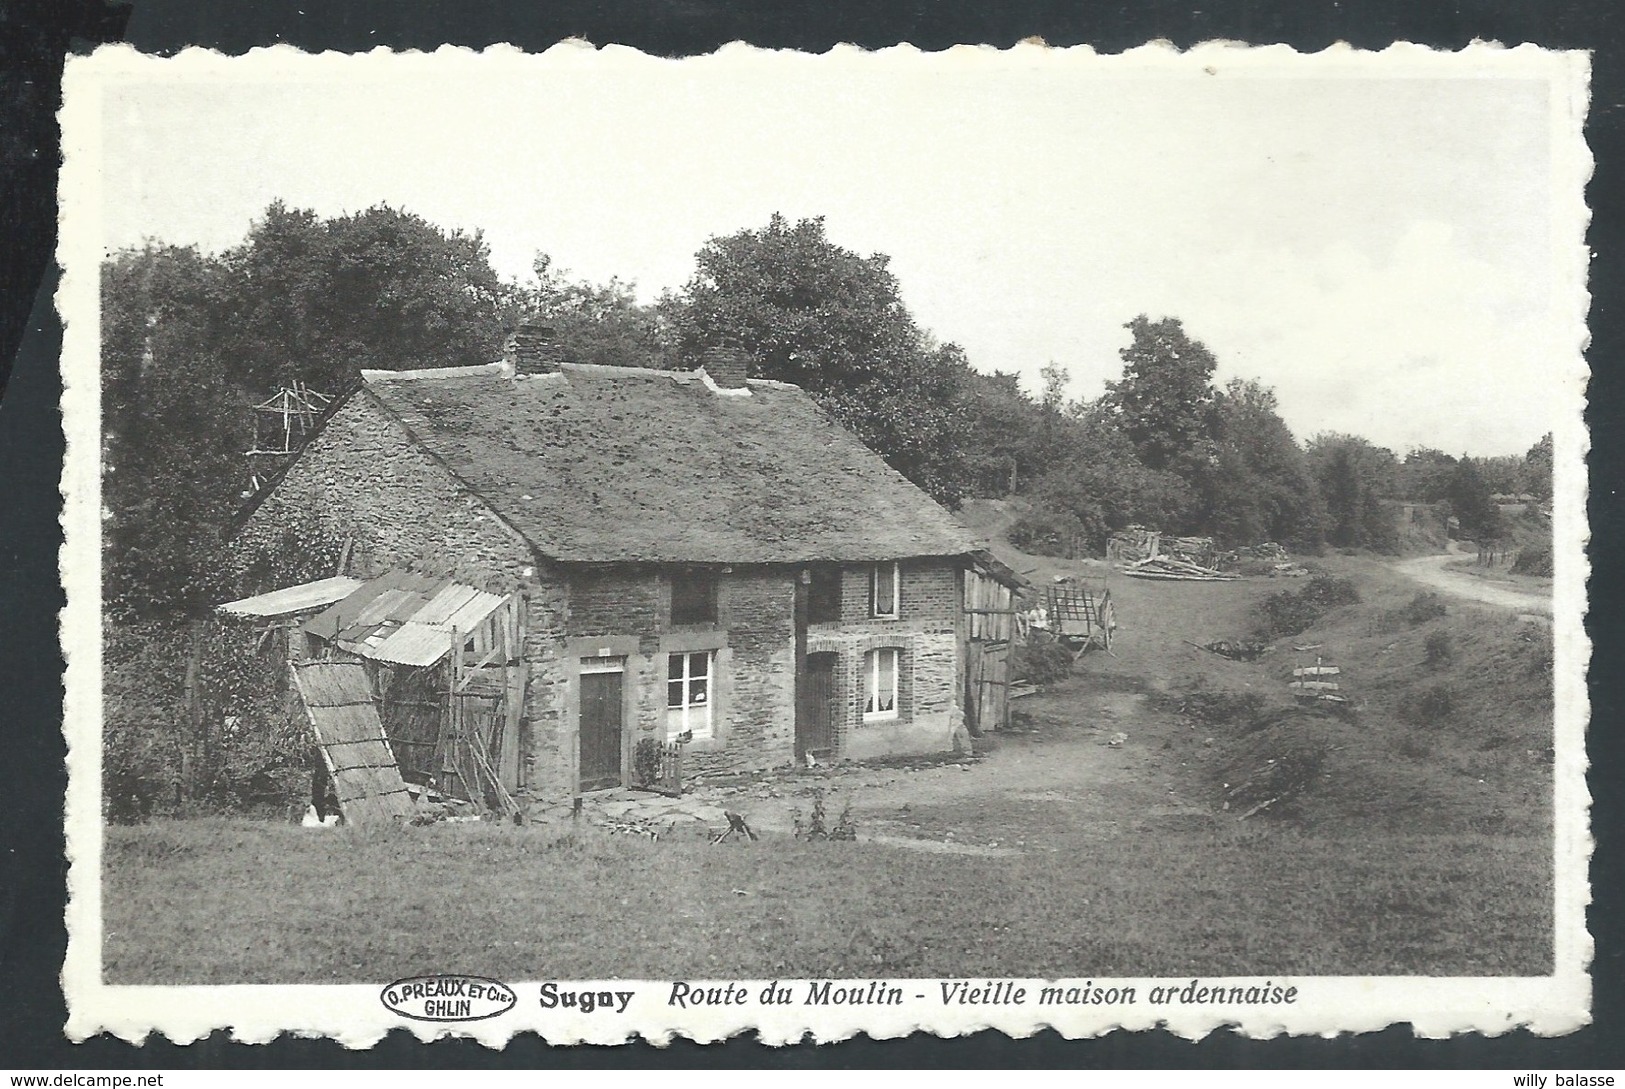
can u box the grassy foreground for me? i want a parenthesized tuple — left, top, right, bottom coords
(104, 817, 1551, 984)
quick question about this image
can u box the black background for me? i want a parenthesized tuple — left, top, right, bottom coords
(0, 0, 1619, 1069)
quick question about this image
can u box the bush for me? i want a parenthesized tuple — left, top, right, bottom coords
(1423, 630, 1454, 669)
(104, 620, 189, 822)
(1007, 511, 1092, 558)
(105, 617, 314, 821)
(1299, 575, 1361, 610)
(1011, 639, 1074, 685)
(633, 738, 663, 787)
(1511, 542, 1553, 577)
(1219, 721, 1330, 816)
(1254, 591, 1322, 640)
(1253, 576, 1361, 639)
(1404, 592, 1448, 626)
(1406, 682, 1455, 725)
(1175, 683, 1267, 728)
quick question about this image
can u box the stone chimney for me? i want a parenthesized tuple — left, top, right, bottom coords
(506, 321, 563, 376)
(701, 346, 751, 390)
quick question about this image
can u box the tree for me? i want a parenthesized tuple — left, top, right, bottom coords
(953, 369, 1046, 496)
(1476, 454, 1523, 496)
(219, 201, 512, 393)
(1102, 315, 1219, 476)
(1523, 432, 1554, 502)
(1399, 448, 1458, 503)
(1040, 360, 1069, 414)
(1016, 397, 1196, 551)
(1306, 433, 1401, 550)
(817, 340, 973, 503)
(668, 213, 922, 391)
(1445, 457, 1503, 540)
(520, 253, 672, 369)
(101, 244, 241, 614)
(1202, 379, 1326, 548)
(666, 214, 967, 501)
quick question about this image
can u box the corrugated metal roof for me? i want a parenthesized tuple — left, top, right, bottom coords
(412, 583, 485, 625)
(303, 570, 442, 642)
(216, 576, 365, 619)
(338, 588, 422, 638)
(365, 589, 508, 667)
(418, 583, 509, 633)
(304, 570, 510, 667)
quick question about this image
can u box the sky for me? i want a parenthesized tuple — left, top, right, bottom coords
(91, 44, 1588, 457)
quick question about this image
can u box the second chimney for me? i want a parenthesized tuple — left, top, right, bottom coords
(702, 346, 751, 390)
(507, 321, 563, 376)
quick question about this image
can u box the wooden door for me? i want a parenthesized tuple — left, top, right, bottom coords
(796, 652, 837, 758)
(964, 640, 984, 735)
(579, 670, 624, 792)
(965, 640, 1012, 735)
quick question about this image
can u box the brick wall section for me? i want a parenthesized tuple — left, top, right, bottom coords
(831, 559, 959, 635)
(806, 558, 965, 758)
(235, 392, 535, 594)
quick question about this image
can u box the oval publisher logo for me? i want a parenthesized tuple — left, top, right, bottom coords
(381, 975, 517, 1022)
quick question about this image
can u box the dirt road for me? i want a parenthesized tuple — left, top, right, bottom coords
(1392, 544, 1552, 617)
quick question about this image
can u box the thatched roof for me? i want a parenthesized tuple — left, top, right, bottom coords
(359, 362, 973, 565)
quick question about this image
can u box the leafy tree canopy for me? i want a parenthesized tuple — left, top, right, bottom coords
(1103, 315, 1219, 476)
(668, 213, 922, 391)
(1445, 456, 1503, 540)
(220, 201, 511, 393)
(1524, 432, 1554, 502)
(666, 214, 968, 501)
(102, 245, 241, 614)
(1305, 433, 1402, 551)
(1399, 447, 1459, 503)
(519, 253, 672, 370)
(1202, 379, 1326, 548)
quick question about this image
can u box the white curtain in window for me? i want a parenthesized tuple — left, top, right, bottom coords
(864, 647, 898, 719)
(666, 650, 713, 739)
(872, 563, 898, 617)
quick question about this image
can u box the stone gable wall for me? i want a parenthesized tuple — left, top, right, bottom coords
(234, 391, 535, 594)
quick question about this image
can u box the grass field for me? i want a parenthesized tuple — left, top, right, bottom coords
(103, 521, 1557, 985)
(104, 814, 1550, 984)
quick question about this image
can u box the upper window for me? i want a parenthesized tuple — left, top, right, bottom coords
(870, 562, 899, 619)
(863, 647, 899, 722)
(666, 651, 714, 740)
(808, 565, 842, 624)
(670, 571, 719, 626)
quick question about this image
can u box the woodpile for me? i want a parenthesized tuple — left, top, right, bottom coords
(1107, 526, 1222, 569)
(1121, 555, 1238, 581)
(1108, 526, 1235, 580)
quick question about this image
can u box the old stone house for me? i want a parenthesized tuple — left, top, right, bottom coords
(229, 330, 1016, 808)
